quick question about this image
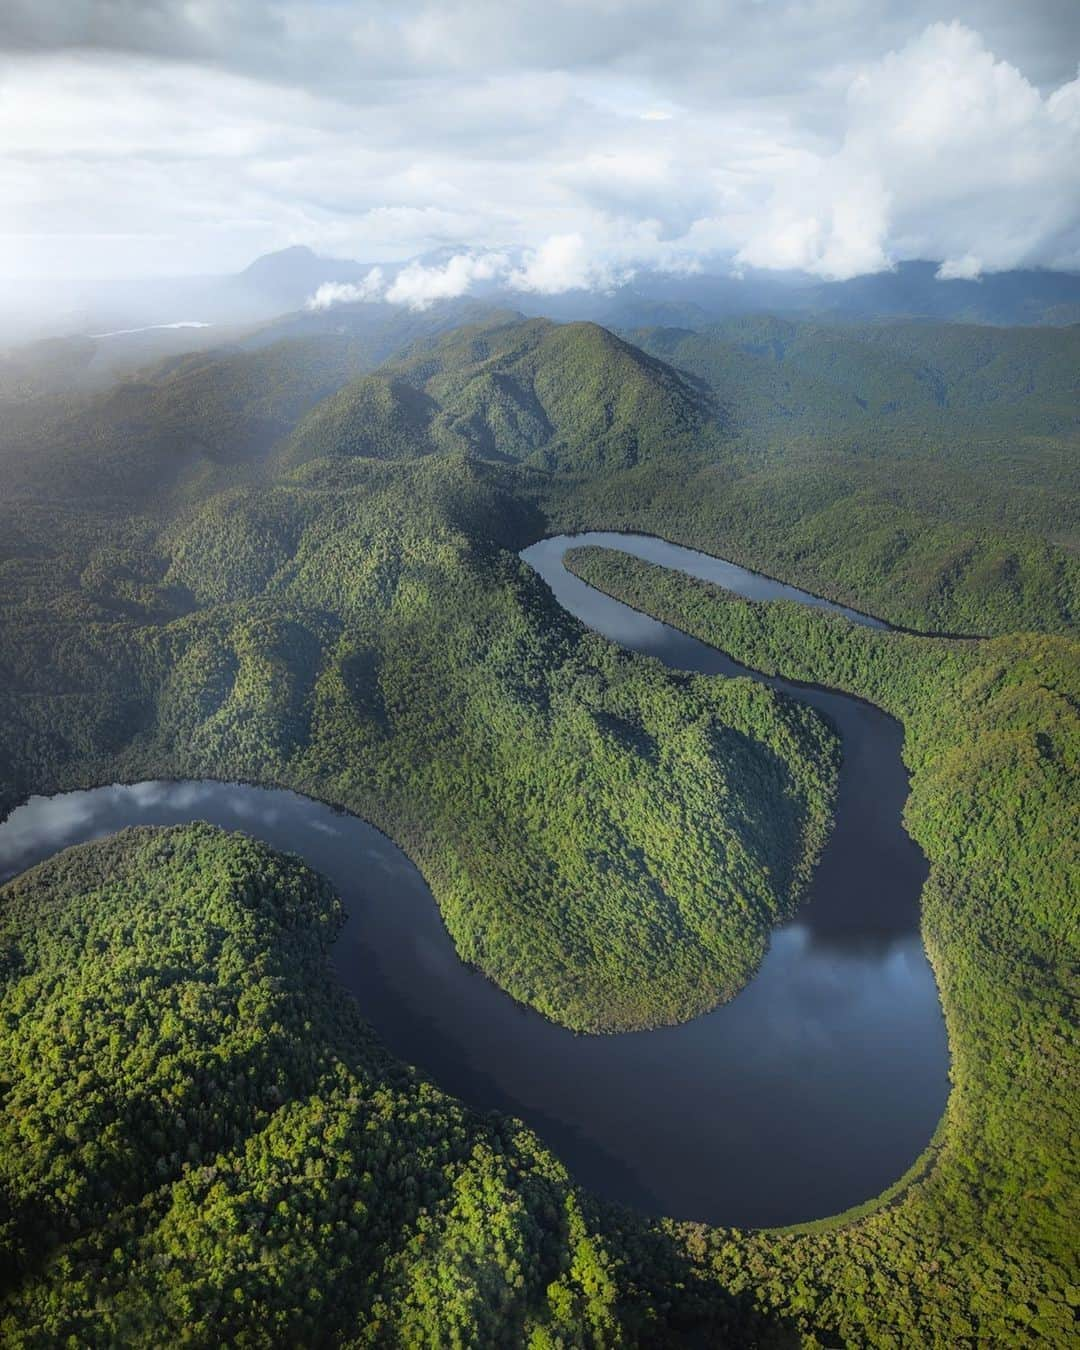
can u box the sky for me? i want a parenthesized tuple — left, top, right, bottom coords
(1, 1, 1078, 289)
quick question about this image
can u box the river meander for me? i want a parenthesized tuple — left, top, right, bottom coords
(0, 533, 948, 1229)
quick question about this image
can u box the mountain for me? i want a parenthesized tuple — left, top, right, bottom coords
(3, 308, 1075, 636)
(0, 312, 722, 502)
(381, 316, 722, 472)
(634, 315, 1080, 442)
(240, 248, 1080, 329)
(805, 260, 1080, 325)
(10, 244, 1080, 356)
(0, 336, 383, 502)
(233, 244, 372, 308)
(0, 246, 381, 350)
(548, 314, 1079, 636)
(238, 295, 511, 360)
(280, 315, 722, 474)
(0, 305, 1076, 1344)
(504, 260, 1080, 329)
(281, 373, 440, 467)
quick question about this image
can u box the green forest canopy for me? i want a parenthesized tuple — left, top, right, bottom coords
(0, 309, 1076, 1344)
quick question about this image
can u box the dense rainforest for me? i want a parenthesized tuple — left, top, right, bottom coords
(563, 546, 1078, 1343)
(0, 306, 1076, 1344)
(550, 318, 1079, 637)
(3, 825, 786, 1347)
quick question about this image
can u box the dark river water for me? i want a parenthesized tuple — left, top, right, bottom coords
(0, 533, 948, 1229)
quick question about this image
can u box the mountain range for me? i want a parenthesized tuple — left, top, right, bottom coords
(4, 243, 1080, 355)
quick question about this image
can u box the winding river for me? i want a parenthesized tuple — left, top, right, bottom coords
(0, 533, 948, 1229)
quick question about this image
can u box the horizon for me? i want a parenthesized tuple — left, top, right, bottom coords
(10, 240, 1080, 289)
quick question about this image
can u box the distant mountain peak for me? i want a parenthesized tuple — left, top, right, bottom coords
(241, 244, 320, 274)
(236, 245, 371, 303)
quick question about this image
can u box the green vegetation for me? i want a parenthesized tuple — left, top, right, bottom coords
(636, 317, 1080, 445)
(0, 824, 795, 1346)
(0, 448, 837, 1034)
(542, 316, 1079, 637)
(564, 544, 1078, 1345)
(0, 336, 383, 504)
(291, 315, 721, 474)
(4, 309, 1076, 634)
(0, 309, 1077, 1343)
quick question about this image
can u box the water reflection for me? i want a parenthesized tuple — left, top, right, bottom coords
(527, 531, 887, 630)
(0, 536, 948, 1229)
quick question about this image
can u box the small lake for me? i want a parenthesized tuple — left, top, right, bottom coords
(0, 533, 948, 1229)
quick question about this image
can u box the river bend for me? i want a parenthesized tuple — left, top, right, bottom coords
(0, 533, 948, 1228)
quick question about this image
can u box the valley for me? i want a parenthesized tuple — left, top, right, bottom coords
(0, 531, 946, 1232)
(0, 308, 1075, 1346)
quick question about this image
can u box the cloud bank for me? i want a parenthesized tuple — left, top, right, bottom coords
(305, 236, 648, 310)
(0, 3, 1077, 284)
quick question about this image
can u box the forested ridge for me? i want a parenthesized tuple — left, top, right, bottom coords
(564, 545, 1078, 1344)
(0, 308, 1076, 1343)
(543, 316, 1078, 638)
(0, 825, 795, 1346)
(0, 449, 838, 1034)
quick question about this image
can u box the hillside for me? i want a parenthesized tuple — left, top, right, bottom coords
(280, 374, 440, 467)
(635, 316, 1080, 445)
(0, 303, 523, 502)
(0, 446, 838, 1034)
(0, 337, 380, 504)
(564, 543, 1078, 1346)
(0, 309, 1077, 1343)
(277, 315, 722, 476)
(540, 316, 1078, 636)
(377, 317, 721, 472)
(2, 309, 1074, 635)
(2, 824, 777, 1346)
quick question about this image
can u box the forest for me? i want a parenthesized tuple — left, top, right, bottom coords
(0, 308, 1076, 1344)
(563, 546, 1078, 1344)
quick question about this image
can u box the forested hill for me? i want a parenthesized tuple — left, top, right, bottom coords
(541, 317, 1078, 636)
(633, 316, 1080, 443)
(0, 309, 1076, 639)
(282, 317, 719, 474)
(0, 303, 532, 500)
(383, 317, 720, 472)
(562, 544, 1079, 1348)
(3, 824, 780, 1346)
(0, 301, 1077, 1342)
(0, 336, 378, 503)
(0, 314, 720, 503)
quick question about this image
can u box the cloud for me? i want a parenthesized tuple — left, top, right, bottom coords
(733, 21, 1080, 279)
(5, 3, 1078, 95)
(1, 6, 1078, 286)
(307, 253, 513, 311)
(306, 270, 386, 310)
(510, 234, 626, 293)
(384, 252, 508, 308)
(935, 254, 984, 281)
(304, 240, 628, 311)
(734, 161, 892, 281)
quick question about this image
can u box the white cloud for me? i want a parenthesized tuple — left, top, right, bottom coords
(306, 237, 652, 312)
(306, 270, 386, 310)
(1, 8, 1078, 286)
(510, 234, 626, 293)
(384, 251, 508, 308)
(733, 21, 1080, 279)
(734, 160, 891, 280)
(304, 239, 631, 311)
(935, 254, 983, 281)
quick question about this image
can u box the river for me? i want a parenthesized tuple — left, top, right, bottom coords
(0, 533, 948, 1229)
